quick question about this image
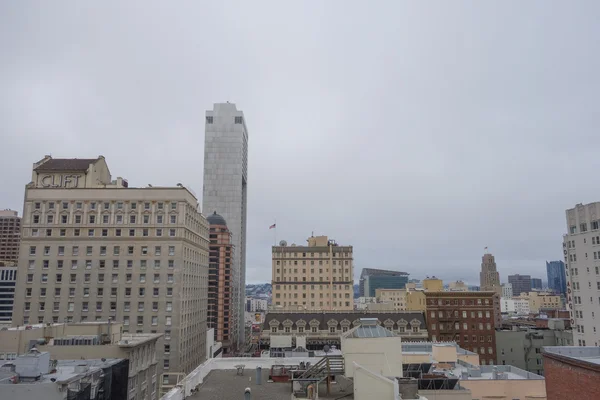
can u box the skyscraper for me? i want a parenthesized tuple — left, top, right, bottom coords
(0, 209, 21, 262)
(508, 274, 532, 297)
(546, 260, 566, 296)
(479, 251, 501, 295)
(203, 103, 248, 347)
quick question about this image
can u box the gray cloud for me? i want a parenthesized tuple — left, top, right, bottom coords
(1, 1, 599, 285)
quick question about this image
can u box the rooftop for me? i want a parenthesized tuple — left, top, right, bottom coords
(34, 157, 102, 171)
(543, 346, 600, 366)
(343, 318, 397, 338)
(441, 360, 544, 381)
(188, 369, 353, 400)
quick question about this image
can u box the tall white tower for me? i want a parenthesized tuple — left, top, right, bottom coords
(203, 103, 248, 348)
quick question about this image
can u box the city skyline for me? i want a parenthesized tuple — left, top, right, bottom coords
(1, 2, 599, 284)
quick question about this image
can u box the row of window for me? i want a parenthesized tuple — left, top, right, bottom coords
(276, 261, 350, 266)
(28, 258, 175, 271)
(34, 201, 177, 212)
(431, 322, 493, 331)
(274, 301, 351, 307)
(429, 310, 492, 319)
(32, 213, 178, 225)
(570, 221, 600, 234)
(29, 227, 177, 238)
(427, 298, 491, 306)
(275, 292, 351, 299)
(30, 244, 176, 257)
(275, 277, 351, 283)
(205, 116, 243, 124)
(25, 300, 174, 313)
(274, 284, 352, 290)
(24, 286, 174, 297)
(273, 252, 351, 258)
(27, 272, 174, 284)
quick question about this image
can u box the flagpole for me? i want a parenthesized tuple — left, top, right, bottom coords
(274, 218, 277, 246)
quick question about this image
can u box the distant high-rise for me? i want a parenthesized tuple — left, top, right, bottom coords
(479, 251, 501, 295)
(546, 261, 566, 296)
(203, 103, 249, 347)
(530, 278, 543, 290)
(508, 274, 532, 297)
(0, 210, 21, 262)
(359, 268, 409, 298)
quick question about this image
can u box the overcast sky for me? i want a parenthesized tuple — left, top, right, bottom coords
(1, 2, 599, 285)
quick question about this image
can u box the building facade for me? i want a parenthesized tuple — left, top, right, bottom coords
(546, 260, 566, 296)
(496, 326, 573, 376)
(206, 211, 237, 354)
(424, 291, 500, 365)
(0, 210, 21, 262)
(531, 277, 543, 290)
(202, 102, 248, 347)
(509, 274, 532, 296)
(515, 291, 562, 313)
(261, 311, 428, 350)
(271, 236, 354, 311)
(502, 282, 513, 298)
(246, 297, 268, 312)
(448, 280, 469, 291)
(0, 321, 161, 400)
(375, 288, 426, 311)
(12, 156, 209, 381)
(0, 265, 17, 322)
(543, 346, 600, 400)
(500, 298, 530, 315)
(359, 268, 408, 297)
(479, 252, 501, 295)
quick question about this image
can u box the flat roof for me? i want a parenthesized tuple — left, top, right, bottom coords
(543, 346, 600, 366)
(444, 361, 544, 381)
(189, 369, 353, 400)
(118, 333, 163, 347)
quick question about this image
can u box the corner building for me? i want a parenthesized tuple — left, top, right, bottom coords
(271, 236, 354, 310)
(12, 156, 209, 382)
(563, 202, 600, 346)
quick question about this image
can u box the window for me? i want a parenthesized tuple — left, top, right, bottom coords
(130, 215, 136, 224)
(140, 274, 146, 283)
(169, 229, 176, 237)
(157, 215, 163, 224)
(170, 215, 176, 224)
(33, 215, 39, 224)
(166, 302, 172, 312)
(137, 316, 143, 325)
(153, 287, 159, 297)
(103, 215, 109, 224)
(47, 215, 54, 224)
(166, 316, 172, 326)
(116, 215, 123, 224)
(156, 228, 162, 236)
(171, 202, 177, 210)
(29, 246, 36, 256)
(143, 215, 149, 224)
(152, 316, 158, 325)
(152, 301, 159, 311)
(139, 288, 145, 296)
(168, 246, 175, 256)
(142, 246, 148, 255)
(164, 360, 169, 369)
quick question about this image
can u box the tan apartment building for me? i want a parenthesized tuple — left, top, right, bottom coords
(12, 156, 210, 384)
(206, 211, 237, 354)
(375, 288, 426, 311)
(271, 235, 354, 311)
(0, 209, 21, 262)
(422, 276, 443, 291)
(448, 280, 469, 291)
(0, 321, 161, 400)
(516, 291, 562, 313)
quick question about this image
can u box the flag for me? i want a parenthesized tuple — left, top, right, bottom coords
(269, 224, 276, 229)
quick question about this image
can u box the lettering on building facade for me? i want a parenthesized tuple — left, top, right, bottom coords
(39, 174, 82, 188)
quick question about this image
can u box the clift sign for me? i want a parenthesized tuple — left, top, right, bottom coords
(39, 174, 82, 188)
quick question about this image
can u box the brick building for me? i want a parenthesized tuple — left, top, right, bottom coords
(543, 346, 600, 400)
(206, 211, 237, 353)
(0, 210, 20, 262)
(424, 291, 500, 365)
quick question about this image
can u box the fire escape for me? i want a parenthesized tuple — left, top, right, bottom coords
(438, 305, 461, 342)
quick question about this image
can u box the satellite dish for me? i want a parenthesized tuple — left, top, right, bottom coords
(279, 240, 287, 247)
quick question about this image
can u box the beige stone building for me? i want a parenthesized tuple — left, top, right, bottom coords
(448, 280, 469, 292)
(0, 321, 161, 400)
(271, 235, 354, 310)
(375, 288, 427, 312)
(515, 291, 561, 313)
(12, 156, 209, 385)
(422, 276, 443, 292)
(480, 251, 502, 295)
